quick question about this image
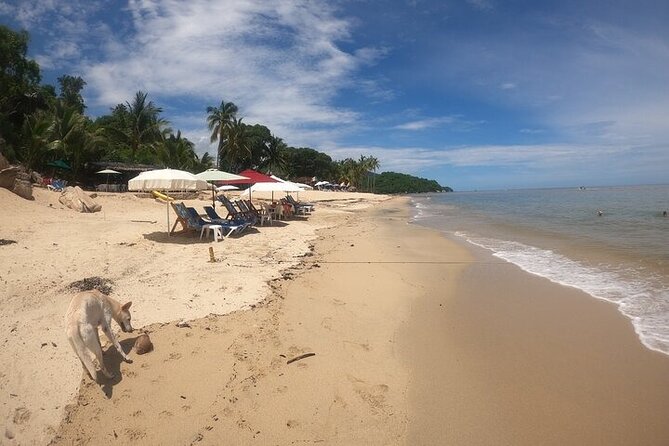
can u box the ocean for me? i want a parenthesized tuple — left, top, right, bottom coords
(409, 185, 669, 356)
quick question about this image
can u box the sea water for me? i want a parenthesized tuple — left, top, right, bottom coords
(410, 185, 669, 356)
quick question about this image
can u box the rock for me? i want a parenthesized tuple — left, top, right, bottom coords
(5, 427, 14, 440)
(135, 333, 153, 354)
(0, 166, 18, 189)
(30, 170, 43, 185)
(58, 186, 102, 213)
(12, 170, 33, 200)
(0, 166, 33, 199)
(176, 320, 191, 328)
(0, 152, 9, 170)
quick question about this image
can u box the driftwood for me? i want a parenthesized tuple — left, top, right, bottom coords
(286, 352, 315, 364)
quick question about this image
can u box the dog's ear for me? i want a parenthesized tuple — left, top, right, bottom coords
(122, 301, 132, 311)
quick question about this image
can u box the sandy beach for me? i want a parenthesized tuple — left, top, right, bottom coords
(2, 188, 669, 445)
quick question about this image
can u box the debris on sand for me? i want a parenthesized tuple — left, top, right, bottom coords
(67, 277, 114, 295)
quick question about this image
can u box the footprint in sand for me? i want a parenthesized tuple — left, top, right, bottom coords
(348, 376, 390, 414)
(13, 407, 31, 424)
(125, 428, 146, 440)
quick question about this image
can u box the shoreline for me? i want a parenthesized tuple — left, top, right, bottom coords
(403, 224, 669, 445)
(3, 191, 669, 444)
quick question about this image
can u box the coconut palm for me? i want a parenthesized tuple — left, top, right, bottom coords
(259, 134, 287, 174)
(220, 117, 251, 171)
(157, 130, 199, 170)
(106, 91, 167, 161)
(19, 110, 51, 172)
(206, 100, 238, 169)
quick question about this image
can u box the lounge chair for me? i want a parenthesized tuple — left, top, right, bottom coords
(204, 206, 251, 233)
(47, 179, 67, 192)
(169, 202, 228, 241)
(286, 195, 314, 214)
(217, 196, 258, 226)
(235, 200, 261, 221)
(185, 207, 243, 239)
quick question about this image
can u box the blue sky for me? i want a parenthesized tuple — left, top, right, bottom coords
(2, 0, 668, 190)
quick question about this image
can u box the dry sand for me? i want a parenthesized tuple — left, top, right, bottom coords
(2, 187, 669, 445)
(0, 187, 386, 444)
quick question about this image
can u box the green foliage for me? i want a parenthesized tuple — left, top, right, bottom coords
(373, 172, 446, 194)
(282, 147, 336, 179)
(206, 100, 238, 169)
(57, 75, 86, 114)
(102, 91, 168, 163)
(0, 25, 47, 158)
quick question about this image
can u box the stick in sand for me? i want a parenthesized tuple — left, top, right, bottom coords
(287, 353, 315, 364)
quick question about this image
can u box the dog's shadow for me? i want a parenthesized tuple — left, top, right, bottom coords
(100, 338, 137, 398)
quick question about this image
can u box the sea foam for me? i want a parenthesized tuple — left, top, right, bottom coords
(455, 232, 669, 356)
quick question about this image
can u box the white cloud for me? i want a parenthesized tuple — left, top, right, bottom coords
(394, 115, 483, 131)
(467, 0, 493, 12)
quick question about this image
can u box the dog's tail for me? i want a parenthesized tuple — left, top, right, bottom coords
(67, 325, 97, 380)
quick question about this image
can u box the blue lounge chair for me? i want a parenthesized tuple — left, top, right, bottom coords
(204, 206, 251, 233)
(216, 196, 258, 226)
(185, 207, 243, 238)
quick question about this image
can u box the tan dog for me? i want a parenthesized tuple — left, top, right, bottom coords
(65, 290, 133, 380)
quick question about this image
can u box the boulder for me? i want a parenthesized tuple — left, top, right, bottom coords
(0, 152, 9, 170)
(12, 171, 34, 200)
(58, 186, 102, 213)
(30, 171, 43, 185)
(0, 166, 18, 189)
(0, 166, 34, 200)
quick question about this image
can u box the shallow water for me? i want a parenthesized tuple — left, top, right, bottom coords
(410, 185, 669, 356)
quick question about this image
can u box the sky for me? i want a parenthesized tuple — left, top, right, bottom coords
(2, 0, 668, 190)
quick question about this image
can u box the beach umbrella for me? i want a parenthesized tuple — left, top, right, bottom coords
(240, 180, 304, 201)
(128, 169, 210, 235)
(221, 169, 278, 200)
(47, 159, 71, 170)
(127, 168, 209, 191)
(96, 168, 121, 191)
(195, 169, 249, 208)
(270, 174, 311, 199)
(216, 185, 239, 191)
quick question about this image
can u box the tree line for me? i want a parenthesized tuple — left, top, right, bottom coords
(1, 25, 448, 193)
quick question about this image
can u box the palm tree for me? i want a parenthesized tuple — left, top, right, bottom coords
(157, 130, 198, 170)
(260, 134, 287, 174)
(221, 117, 251, 171)
(106, 91, 167, 161)
(19, 110, 51, 172)
(206, 100, 238, 169)
(359, 155, 380, 192)
(48, 100, 104, 181)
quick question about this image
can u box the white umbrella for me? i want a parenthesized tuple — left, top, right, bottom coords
(269, 175, 311, 198)
(96, 169, 121, 191)
(128, 169, 209, 235)
(196, 169, 249, 208)
(240, 181, 304, 201)
(128, 168, 209, 191)
(216, 185, 239, 191)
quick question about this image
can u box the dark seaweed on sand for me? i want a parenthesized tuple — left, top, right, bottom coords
(0, 239, 17, 246)
(68, 276, 114, 295)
